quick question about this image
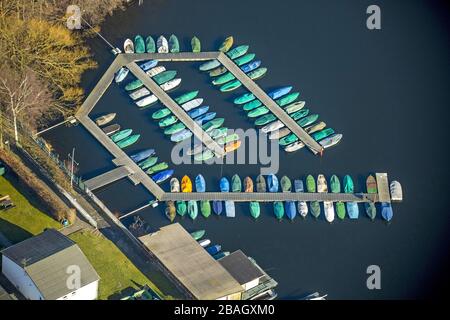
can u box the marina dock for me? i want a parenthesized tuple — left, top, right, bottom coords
(84, 166, 135, 191)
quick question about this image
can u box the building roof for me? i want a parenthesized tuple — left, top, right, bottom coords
(1, 229, 99, 300)
(219, 250, 264, 285)
(139, 223, 243, 300)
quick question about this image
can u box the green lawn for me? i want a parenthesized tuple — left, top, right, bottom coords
(0, 175, 166, 300)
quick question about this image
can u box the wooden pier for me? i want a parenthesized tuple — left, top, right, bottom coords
(84, 166, 135, 191)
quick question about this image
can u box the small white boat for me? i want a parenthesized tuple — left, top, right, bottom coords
(390, 180, 403, 201)
(301, 292, 328, 300)
(285, 141, 305, 152)
(269, 127, 290, 140)
(198, 239, 211, 247)
(95, 113, 116, 126)
(298, 201, 308, 218)
(284, 101, 305, 114)
(319, 133, 343, 149)
(305, 121, 326, 134)
(170, 178, 180, 192)
(157, 35, 169, 53)
(261, 120, 284, 134)
(123, 38, 134, 53)
(115, 67, 129, 83)
(136, 95, 158, 107)
(181, 98, 204, 111)
(324, 201, 335, 223)
(161, 78, 181, 91)
(146, 66, 166, 77)
(317, 174, 328, 193)
(129, 87, 150, 100)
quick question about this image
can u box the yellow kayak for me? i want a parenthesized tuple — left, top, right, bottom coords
(181, 175, 193, 192)
(219, 36, 234, 53)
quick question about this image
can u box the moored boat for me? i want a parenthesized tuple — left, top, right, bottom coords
(111, 129, 132, 142)
(317, 174, 328, 193)
(381, 202, 393, 222)
(284, 141, 305, 152)
(191, 36, 201, 52)
(234, 53, 255, 66)
(139, 156, 158, 170)
(219, 36, 234, 52)
(195, 112, 217, 125)
(268, 86, 293, 100)
(256, 175, 266, 192)
(175, 90, 199, 104)
(136, 94, 158, 108)
(212, 72, 235, 85)
(190, 230, 205, 240)
(249, 202, 260, 219)
(319, 134, 343, 149)
(95, 113, 116, 126)
(153, 70, 177, 85)
(123, 38, 134, 53)
(130, 149, 155, 162)
(146, 35, 156, 53)
(279, 133, 298, 146)
(206, 244, 221, 256)
(285, 201, 296, 220)
(161, 78, 181, 91)
(390, 181, 403, 201)
(284, 101, 305, 114)
(267, 174, 279, 192)
(217, 133, 239, 145)
(164, 122, 185, 135)
(343, 175, 354, 193)
(269, 127, 290, 140)
(227, 45, 249, 59)
(165, 201, 176, 222)
(181, 175, 192, 192)
(234, 92, 255, 105)
(365, 202, 376, 220)
(198, 238, 210, 247)
(209, 127, 228, 139)
(276, 92, 299, 107)
(336, 202, 346, 220)
(158, 115, 178, 128)
(199, 60, 221, 72)
(231, 174, 242, 192)
(224, 140, 241, 153)
(139, 59, 158, 71)
(194, 149, 214, 162)
(186, 144, 204, 156)
(248, 106, 269, 118)
(181, 98, 204, 112)
(130, 87, 150, 100)
(146, 162, 168, 175)
(102, 124, 120, 136)
(294, 179, 308, 218)
(220, 79, 242, 92)
(209, 66, 227, 77)
(306, 175, 316, 193)
(241, 60, 261, 73)
(169, 34, 180, 53)
(290, 108, 310, 121)
(115, 67, 129, 83)
(125, 79, 143, 91)
(297, 114, 319, 127)
(310, 201, 321, 218)
(281, 176, 292, 192)
(243, 99, 262, 111)
(188, 106, 210, 119)
(134, 35, 145, 53)
(146, 66, 166, 77)
(366, 175, 378, 194)
(273, 201, 284, 220)
(152, 108, 172, 120)
(247, 67, 267, 80)
(261, 120, 284, 134)
(152, 169, 174, 184)
(176, 201, 187, 217)
(255, 114, 276, 126)
(170, 177, 180, 192)
(305, 121, 326, 134)
(312, 128, 335, 141)
(225, 201, 235, 218)
(220, 177, 230, 192)
(213, 200, 223, 215)
(188, 200, 198, 220)
(157, 35, 169, 53)
(366, 175, 378, 220)
(170, 129, 192, 142)
(203, 118, 225, 132)
(324, 201, 335, 223)
(213, 251, 230, 260)
(330, 175, 341, 193)
(200, 200, 211, 218)
(244, 177, 254, 192)
(195, 174, 206, 192)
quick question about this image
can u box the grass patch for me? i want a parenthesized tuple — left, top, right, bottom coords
(69, 230, 165, 300)
(0, 176, 60, 243)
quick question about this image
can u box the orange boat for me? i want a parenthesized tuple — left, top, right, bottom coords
(244, 176, 254, 193)
(181, 175, 192, 192)
(224, 140, 241, 153)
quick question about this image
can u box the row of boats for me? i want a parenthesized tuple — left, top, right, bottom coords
(190, 229, 230, 260)
(164, 174, 397, 222)
(198, 38, 342, 152)
(123, 34, 201, 54)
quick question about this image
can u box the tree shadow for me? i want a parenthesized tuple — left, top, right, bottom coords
(0, 218, 33, 245)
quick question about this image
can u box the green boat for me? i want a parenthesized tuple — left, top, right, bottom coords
(227, 45, 249, 59)
(216, 133, 239, 145)
(125, 79, 143, 91)
(174, 90, 199, 104)
(202, 118, 225, 132)
(284, 101, 305, 114)
(219, 36, 234, 52)
(330, 175, 340, 193)
(310, 201, 321, 218)
(139, 156, 158, 170)
(290, 108, 309, 121)
(190, 229, 205, 240)
(249, 202, 260, 219)
(297, 114, 319, 127)
(280, 176, 292, 192)
(169, 34, 180, 53)
(243, 99, 262, 111)
(212, 72, 235, 85)
(116, 134, 140, 149)
(134, 35, 145, 53)
(176, 201, 187, 216)
(234, 93, 255, 105)
(336, 202, 346, 220)
(153, 70, 177, 85)
(248, 106, 269, 118)
(276, 92, 300, 107)
(145, 36, 156, 53)
(111, 129, 132, 142)
(231, 174, 242, 192)
(146, 162, 168, 174)
(273, 201, 284, 220)
(187, 200, 198, 220)
(164, 122, 185, 135)
(279, 133, 298, 146)
(152, 108, 171, 119)
(343, 175, 354, 193)
(200, 200, 211, 218)
(209, 66, 227, 77)
(158, 115, 178, 127)
(247, 67, 267, 80)
(191, 36, 201, 53)
(209, 127, 228, 139)
(220, 80, 242, 92)
(234, 53, 255, 66)
(255, 114, 276, 126)
(194, 150, 214, 162)
(312, 128, 335, 141)
(306, 175, 316, 192)
(365, 202, 376, 220)
(199, 60, 221, 72)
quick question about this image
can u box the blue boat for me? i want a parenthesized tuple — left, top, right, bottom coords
(130, 149, 155, 162)
(195, 174, 206, 192)
(188, 106, 209, 118)
(294, 179, 304, 192)
(285, 201, 297, 220)
(241, 60, 261, 73)
(225, 200, 235, 217)
(346, 202, 359, 219)
(220, 177, 230, 192)
(195, 112, 217, 125)
(267, 174, 279, 192)
(170, 129, 192, 142)
(139, 60, 158, 71)
(268, 86, 293, 100)
(115, 67, 129, 83)
(213, 200, 223, 215)
(152, 169, 174, 184)
(206, 244, 222, 256)
(381, 203, 393, 222)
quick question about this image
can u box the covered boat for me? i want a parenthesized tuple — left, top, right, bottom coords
(219, 36, 234, 52)
(312, 128, 335, 141)
(261, 120, 284, 134)
(213, 201, 223, 215)
(117, 134, 140, 149)
(139, 156, 158, 170)
(165, 201, 176, 222)
(267, 174, 279, 192)
(123, 38, 134, 53)
(198, 239, 210, 247)
(290, 108, 310, 121)
(234, 53, 255, 66)
(191, 36, 201, 52)
(182, 98, 204, 111)
(279, 133, 298, 146)
(280, 176, 292, 192)
(244, 177, 254, 192)
(390, 181, 403, 201)
(212, 72, 235, 86)
(125, 79, 143, 91)
(190, 230, 205, 240)
(199, 60, 221, 72)
(175, 90, 199, 104)
(181, 175, 192, 192)
(157, 35, 169, 53)
(210, 127, 228, 139)
(330, 175, 341, 193)
(176, 201, 187, 216)
(209, 66, 227, 77)
(188, 200, 198, 220)
(319, 134, 343, 149)
(366, 175, 378, 194)
(243, 99, 262, 111)
(324, 201, 335, 223)
(195, 174, 206, 192)
(153, 70, 177, 85)
(273, 201, 284, 220)
(310, 201, 321, 218)
(241, 60, 261, 73)
(188, 106, 209, 119)
(284, 141, 305, 153)
(139, 59, 158, 71)
(161, 78, 181, 91)
(284, 101, 305, 114)
(249, 202, 260, 219)
(170, 177, 180, 192)
(276, 92, 299, 107)
(169, 34, 180, 53)
(203, 118, 225, 132)
(294, 179, 308, 218)
(285, 201, 296, 220)
(95, 113, 116, 126)
(200, 200, 211, 218)
(164, 122, 185, 135)
(268, 86, 293, 100)
(130, 149, 155, 163)
(305, 121, 326, 134)
(381, 203, 393, 222)
(130, 87, 150, 100)
(102, 124, 120, 136)
(346, 202, 359, 219)
(343, 175, 354, 193)
(152, 169, 174, 184)
(247, 67, 267, 80)
(206, 244, 222, 256)
(145, 35, 156, 53)
(336, 202, 346, 220)
(255, 114, 276, 126)
(158, 115, 178, 128)
(194, 150, 214, 162)
(214, 251, 230, 260)
(152, 108, 172, 120)
(195, 112, 217, 125)
(297, 114, 319, 127)
(115, 67, 129, 83)
(317, 174, 328, 193)
(220, 177, 230, 192)
(256, 175, 266, 192)
(136, 94, 158, 108)
(220, 80, 242, 92)
(365, 175, 377, 220)
(146, 162, 168, 175)
(235, 92, 255, 105)
(134, 35, 145, 53)
(225, 201, 235, 218)
(227, 45, 250, 59)
(306, 175, 316, 193)
(248, 106, 269, 118)
(170, 129, 192, 143)
(147, 66, 166, 77)
(231, 174, 242, 192)
(365, 202, 376, 221)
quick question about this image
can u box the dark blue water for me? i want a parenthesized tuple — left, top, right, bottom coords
(43, 0, 450, 299)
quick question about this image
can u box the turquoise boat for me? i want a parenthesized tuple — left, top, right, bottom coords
(177, 201, 187, 216)
(290, 108, 309, 121)
(187, 200, 198, 220)
(159, 115, 178, 127)
(152, 108, 171, 120)
(247, 67, 267, 80)
(243, 99, 262, 111)
(279, 133, 298, 146)
(297, 114, 319, 127)
(220, 80, 242, 92)
(134, 35, 145, 53)
(212, 72, 235, 85)
(191, 36, 201, 53)
(249, 202, 260, 219)
(153, 70, 177, 85)
(139, 156, 158, 170)
(248, 106, 269, 118)
(209, 127, 228, 139)
(234, 93, 255, 105)
(169, 34, 180, 53)
(190, 230, 205, 240)
(202, 118, 225, 132)
(199, 60, 221, 72)
(116, 134, 140, 149)
(111, 129, 132, 142)
(125, 79, 143, 91)
(164, 122, 185, 135)
(174, 90, 199, 104)
(227, 45, 249, 59)
(234, 53, 255, 66)
(312, 128, 335, 141)
(255, 114, 276, 126)
(146, 36, 156, 53)
(273, 201, 284, 220)
(276, 92, 300, 107)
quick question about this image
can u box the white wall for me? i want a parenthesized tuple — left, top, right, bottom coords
(2, 256, 43, 300)
(57, 280, 99, 300)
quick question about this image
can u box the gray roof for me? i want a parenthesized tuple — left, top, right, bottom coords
(219, 250, 264, 285)
(1, 229, 99, 300)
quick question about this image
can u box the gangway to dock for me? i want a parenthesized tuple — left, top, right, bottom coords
(84, 166, 134, 191)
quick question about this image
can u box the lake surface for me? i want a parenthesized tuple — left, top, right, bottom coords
(43, 0, 450, 299)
